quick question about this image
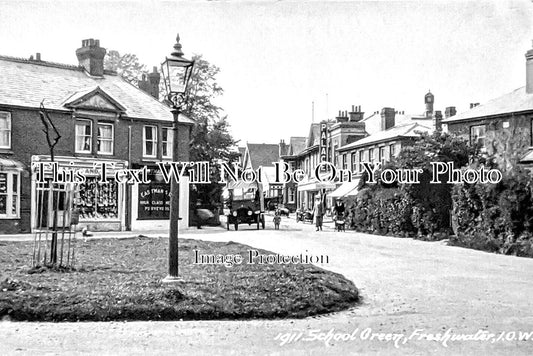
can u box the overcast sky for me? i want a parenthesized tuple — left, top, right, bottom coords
(1, 0, 533, 144)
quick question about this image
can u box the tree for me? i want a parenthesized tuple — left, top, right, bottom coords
(184, 55, 239, 206)
(104, 50, 147, 86)
(391, 131, 477, 237)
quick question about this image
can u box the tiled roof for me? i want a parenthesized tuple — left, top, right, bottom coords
(0, 56, 193, 124)
(442, 86, 533, 123)
(338, 122, 432, 151)
(306, 123, 321, 147)
(362, 112, 432, 135)
(288, 137, 306, 155)
(246, 143, 280, 168)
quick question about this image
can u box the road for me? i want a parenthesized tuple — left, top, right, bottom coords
(2, 216, 533, 355)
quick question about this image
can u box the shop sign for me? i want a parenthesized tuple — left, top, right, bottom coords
(137, 183, 171, 220)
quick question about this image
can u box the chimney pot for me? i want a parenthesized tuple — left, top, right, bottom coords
(445, 106, 456, 118)
(380, 107, 395, 131)
(76, 38, 106, 76)
(140, 66, 161, 100)
(434, 110, 443, 131)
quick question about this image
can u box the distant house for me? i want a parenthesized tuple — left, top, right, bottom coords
(241, 143, 282, 205)
(0, 38, 193, 234)
(279, 136, 306, 211)
(334, 93, 443, 199)
(281, 107, 367, 210)
(442, 42, 533, 171)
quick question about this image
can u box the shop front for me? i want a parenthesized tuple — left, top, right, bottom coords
(30, 155, 127, 232)
(296, 176, 336, 211)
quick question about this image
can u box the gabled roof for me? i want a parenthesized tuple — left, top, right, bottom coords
(306, 123, 321, 147)
(246, 143, 280, 168)
(63, 86, 127, 112)
(288, 137, 306, 155)
(442, 86, 533, 123)
(0, 55, 193, 124)
(338, 122, 432, 151)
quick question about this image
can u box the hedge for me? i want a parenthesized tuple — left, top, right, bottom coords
(450, 167, 533, 257)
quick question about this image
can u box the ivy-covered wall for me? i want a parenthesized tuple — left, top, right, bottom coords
(446, 113, 533, 171)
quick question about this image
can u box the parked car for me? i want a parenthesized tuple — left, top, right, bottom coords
(222, 180, 265, 230)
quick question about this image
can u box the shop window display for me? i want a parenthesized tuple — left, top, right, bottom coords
(0, 171, 19, 218)
(75, 177, 118, 220)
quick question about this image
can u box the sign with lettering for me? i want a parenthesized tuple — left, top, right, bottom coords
(320, 122, 328, 162)
(137, 183, 171, 220)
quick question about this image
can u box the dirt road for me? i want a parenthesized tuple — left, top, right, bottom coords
(2, 219, 533, 355)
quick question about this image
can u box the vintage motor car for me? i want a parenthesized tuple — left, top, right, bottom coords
(222, 180, 265, 230)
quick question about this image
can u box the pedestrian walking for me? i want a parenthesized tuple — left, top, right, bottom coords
(273, 210, 281, 230)
(333, 200, 346, 232)
(313, 195, 324, 231)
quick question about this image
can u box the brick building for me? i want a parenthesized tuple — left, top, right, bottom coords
(0, 38, 193, 234)
(330, 92, 450, 199)
(281, 107, 367, 211)
(442, 42, 533, 171)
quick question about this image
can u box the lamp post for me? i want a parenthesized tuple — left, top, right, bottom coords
(160, 34, 195, 282)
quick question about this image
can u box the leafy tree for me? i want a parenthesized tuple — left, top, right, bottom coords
(391, 131, 476, 237)
(104, 50, 147, 86)
(357, 131, 477, 238)
(180, 55, 239, 206)
(393, 131, 475, 170)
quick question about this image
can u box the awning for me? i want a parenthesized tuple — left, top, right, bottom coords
(0, 158, 25, 171)
(297, 177, 337, 192)
(226, 179, 257, 190)
(329, 179, 360, 198)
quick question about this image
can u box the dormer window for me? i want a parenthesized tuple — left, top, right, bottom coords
(0, 112, 11, 149)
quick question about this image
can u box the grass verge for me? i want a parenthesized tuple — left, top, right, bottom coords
(0, 236, 359, 321)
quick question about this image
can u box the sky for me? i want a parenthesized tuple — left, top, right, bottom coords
(1, 0, 533, 145)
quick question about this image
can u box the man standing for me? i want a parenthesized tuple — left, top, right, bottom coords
(313, 195, 324, 231)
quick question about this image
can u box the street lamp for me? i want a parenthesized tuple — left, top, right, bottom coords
(161, 33, 195, 283)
